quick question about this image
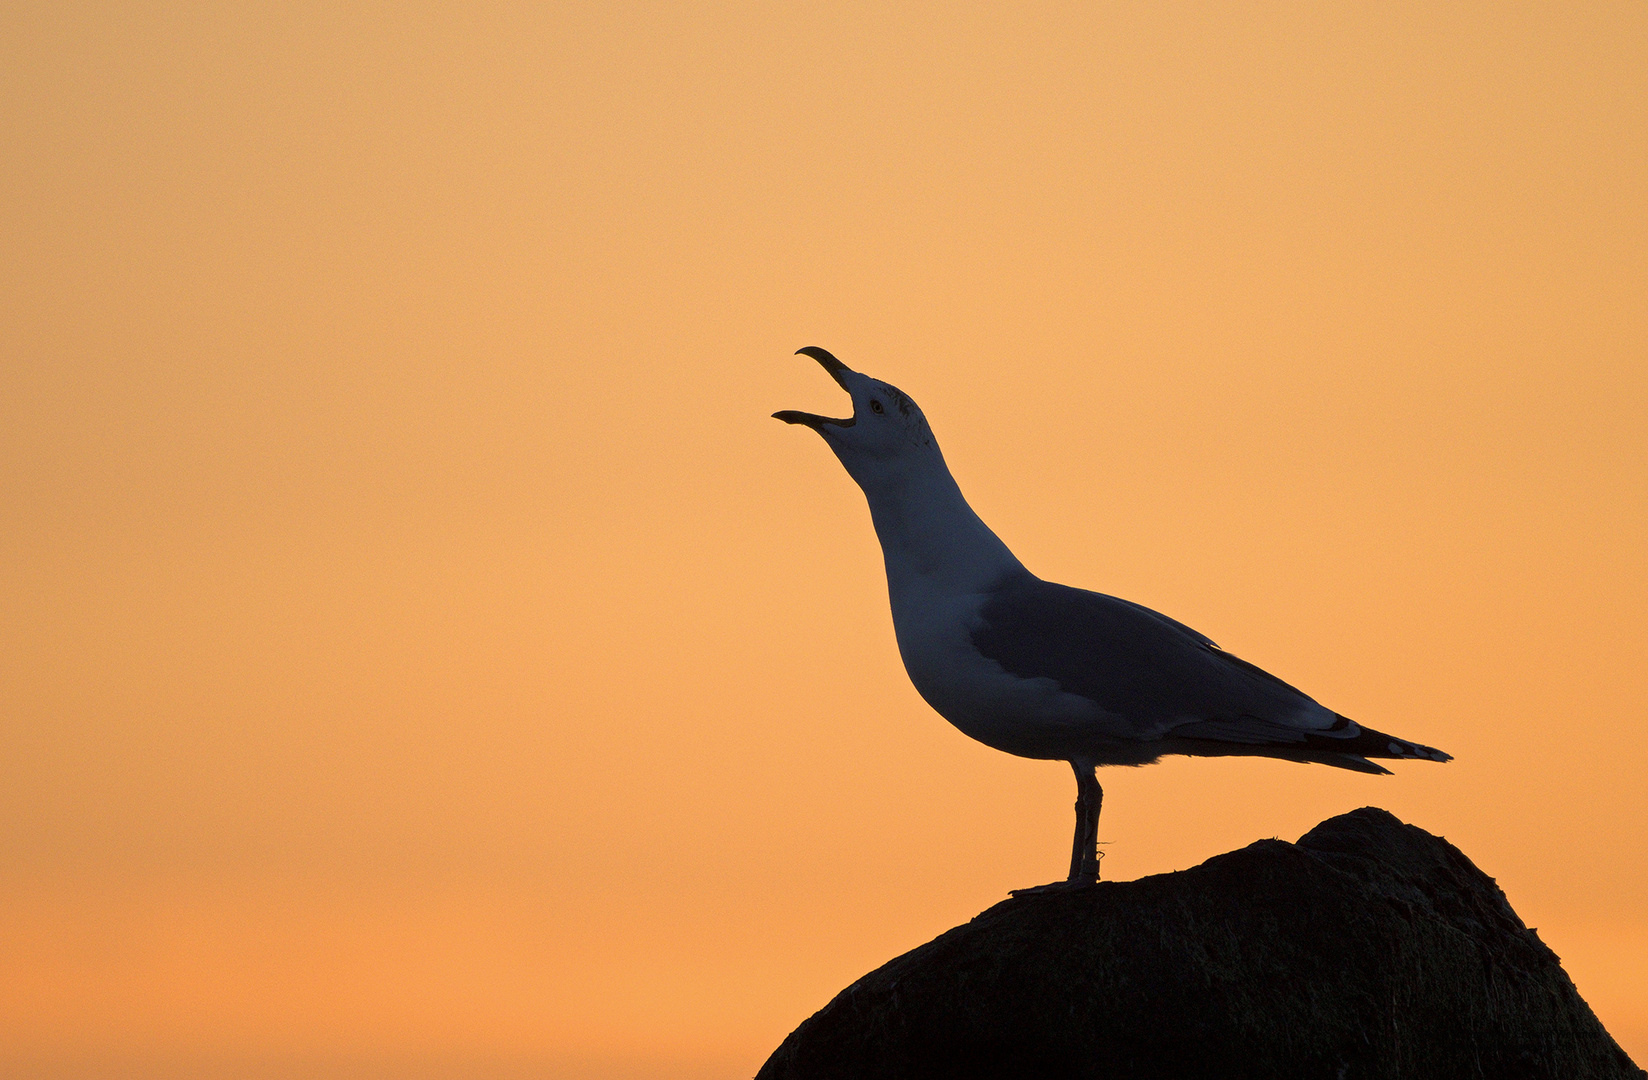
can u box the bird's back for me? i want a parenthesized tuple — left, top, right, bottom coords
(964, 571, 1450, 770)
(972, 572, 1335, 740)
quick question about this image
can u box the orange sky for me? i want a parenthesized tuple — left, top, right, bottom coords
(2, 2, 1645, 1076)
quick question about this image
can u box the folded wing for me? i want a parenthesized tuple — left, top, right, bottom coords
(971, 572, 1449, 771)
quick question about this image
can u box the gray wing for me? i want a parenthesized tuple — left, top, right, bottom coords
(970, 573, 1451, 769)
(971, 573, 1339, 743)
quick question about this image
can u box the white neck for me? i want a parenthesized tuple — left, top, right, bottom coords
(854, 451, 1026, 595)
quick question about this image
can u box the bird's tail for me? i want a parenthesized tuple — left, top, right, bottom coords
(1302, 717, 1452, 774)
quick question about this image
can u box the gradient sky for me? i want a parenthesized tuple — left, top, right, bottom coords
(3, 2, 1645, 1076)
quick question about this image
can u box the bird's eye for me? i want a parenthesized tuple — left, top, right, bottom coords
(869, 399, 885, 414)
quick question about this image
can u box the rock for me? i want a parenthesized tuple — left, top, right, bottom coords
(758, 808, 1642, 1080)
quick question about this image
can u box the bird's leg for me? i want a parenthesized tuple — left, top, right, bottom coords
(1067, 760, 1102, 884)
(1067, 762, 1101, 884)
(1067, 776, 1087, 881)
(1078, 767, 1103, 883)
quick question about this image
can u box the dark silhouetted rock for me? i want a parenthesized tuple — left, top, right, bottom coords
(758, 808, 1641, 1080)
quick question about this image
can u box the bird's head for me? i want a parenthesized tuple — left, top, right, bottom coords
(774, 347, 938, 485)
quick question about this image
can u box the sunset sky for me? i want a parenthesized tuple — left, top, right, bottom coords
(2, 2, 1645, 1076)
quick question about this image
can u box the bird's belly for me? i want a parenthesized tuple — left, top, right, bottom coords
(890, 596, 1106, 760)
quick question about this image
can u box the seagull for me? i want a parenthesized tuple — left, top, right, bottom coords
(775, 346, 1451, 885)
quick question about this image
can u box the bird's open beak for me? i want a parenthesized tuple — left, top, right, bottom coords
(773, 346, 857, 429)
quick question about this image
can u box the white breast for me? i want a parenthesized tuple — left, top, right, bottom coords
(887, 581, 1103, 759)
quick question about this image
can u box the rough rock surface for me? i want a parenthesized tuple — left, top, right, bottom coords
(758, 808, 1641, 1080)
